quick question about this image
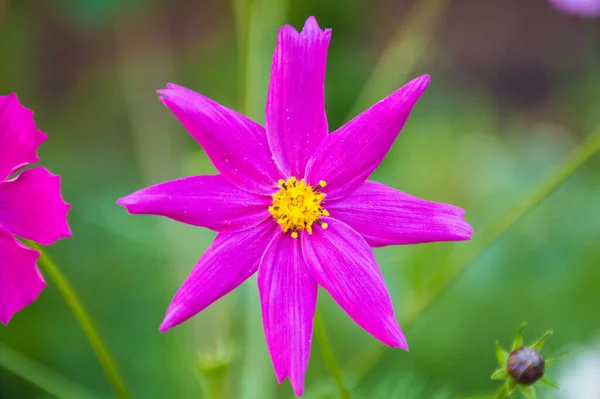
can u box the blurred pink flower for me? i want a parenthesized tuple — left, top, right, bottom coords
(118, 16, 473, 396)
(0, 93, 71, 325)
(549, 0, 600, 17)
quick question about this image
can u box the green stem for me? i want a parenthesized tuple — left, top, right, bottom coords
(458, 387, 505, 399)
(25, 241, 130, 399)
(233, 1, 288, 399)
(352, 126, 600, 381)
(347, 0, 449, 120)
(233, 0, 252, 111)
(314, 312, 351, 399)
(407, 126, 600, 324)
(198, 353, 230, 399)
(209, 379, 223, 399)
(201, 369, 225, 399)
(492, 385, 506, 399)
(0, 342, 101, 399)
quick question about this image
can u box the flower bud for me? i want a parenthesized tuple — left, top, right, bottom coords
(507, 346, 545, 385)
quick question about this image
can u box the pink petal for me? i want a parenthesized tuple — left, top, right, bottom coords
(305, 75, 430, 200)
(302, 218, 407, 349)
(549, 0, 600, 18)
(258, 232, 317, 397)
(0, 167, 71, 245)
(0, 93, 47, 181)
(0, 227, 44, 325)
(265, 16, 331, 178)
(327, 181, 473, 247)
(117, 174, 271, 233)
(160, 220, 277, 332)
(158, 84, 282, 195)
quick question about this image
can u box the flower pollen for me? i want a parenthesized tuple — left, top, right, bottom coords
(268, 177, 329, 238)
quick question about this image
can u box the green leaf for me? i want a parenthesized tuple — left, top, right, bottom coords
(540, 377, 559, 389)
(491, 368, 509, 380)
(233, 3, 290, 399)
(346, 0, 451, 119)
(24, 241, 129, 398)
(493, 385, 508, 399)
(530, 331, 552, 351)
(512, 323, 526, 351)
(545, 352, 569, 366)
(496, 341, 509, 366)
(506, 379, 518, 396)
(0, 342, 101, 399)
(519, 385, 536, 399)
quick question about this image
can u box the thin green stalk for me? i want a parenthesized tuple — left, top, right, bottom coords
(25, 241, 130, 399)
(209, 379, 223, 399)
(239, 0, 288, 122)
(314, 312, 351, 399)
(233, 1, 289, 398)
(347, 0, 449, 120)
(352, 127, 600, 381)
(457, 393, 502, 399)
(233, 0, 252, 111)
(200, 368, 225, 399)
(198, 344, 231, 399)
(492, 385, 506, 399)
(457, 387, 505, 399)
(0, 342, 101, 399)
(407, 126, 600, 325)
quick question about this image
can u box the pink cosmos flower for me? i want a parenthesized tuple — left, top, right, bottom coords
(0, 93, 71, 325)
(118, 17, 473, 396)
(549, 0, 600, 17)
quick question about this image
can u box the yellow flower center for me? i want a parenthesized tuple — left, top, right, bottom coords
(268, 177, 329, 238)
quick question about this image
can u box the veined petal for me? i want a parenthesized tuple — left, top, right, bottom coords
(266, 16, 331, 177)
(158, 84, 282, 195)
(0, 167, 71, 245)
(302, 218, 406, 349)
(0, 227, 44, 325)
(258, 232, 317, 397)
(0, 93, 47, 181)
(160, 220, 277, 332)
(117, 174, 271, 233)
(327, 181, 473, 247)
(306, 75, 430, 200)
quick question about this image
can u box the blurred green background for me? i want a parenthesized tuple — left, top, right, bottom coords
(1, 0, 600, 398)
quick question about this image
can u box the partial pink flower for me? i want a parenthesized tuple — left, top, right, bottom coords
(549, 0, 600, 17)
(118, 16, 473, 397)
(0, 93, 71, 325)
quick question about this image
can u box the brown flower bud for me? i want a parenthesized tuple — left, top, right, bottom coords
(507, 346, 545, 385)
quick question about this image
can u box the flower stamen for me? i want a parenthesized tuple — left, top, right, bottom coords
(268, 177, 328, 238)
(313, 180, 327, 191)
